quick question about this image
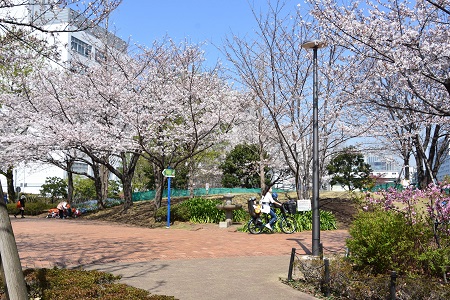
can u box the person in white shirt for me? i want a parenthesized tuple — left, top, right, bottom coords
(261, 187, 282, 230)
(57, 201, 68, 219)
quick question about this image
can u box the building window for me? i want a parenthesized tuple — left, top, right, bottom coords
(72, 162, 88, 174)
(71, 36, 91, 57)
(95, 49, 106, 63)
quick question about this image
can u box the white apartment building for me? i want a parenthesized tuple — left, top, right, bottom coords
(0, 1, 127, 195)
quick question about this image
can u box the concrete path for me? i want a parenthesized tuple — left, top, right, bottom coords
(11, 217, 349, 299)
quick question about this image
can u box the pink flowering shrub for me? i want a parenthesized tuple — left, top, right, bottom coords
(347, 184, 450, 276)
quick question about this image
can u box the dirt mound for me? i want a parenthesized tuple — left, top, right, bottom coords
(81, 194, 360, 230)
(319, 197, 359, 230)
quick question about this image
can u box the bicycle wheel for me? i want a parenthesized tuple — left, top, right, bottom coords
(248, 219, 264, 234)
(280, 215, 296, 234)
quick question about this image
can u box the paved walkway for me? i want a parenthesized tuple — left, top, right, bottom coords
(10, 217, 349, 300)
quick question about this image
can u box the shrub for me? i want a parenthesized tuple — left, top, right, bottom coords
(295, 210, 337, 231)
(239, 209, 337, 233)
(356, 184, 450, 277)
(0, 268, 177, 300)
(7, 201, 53, 216)
(289, 255, 450, 299)
(346, 209, 429, 275)
(155, 197, 247, 224)
(155, 204, 191, 222)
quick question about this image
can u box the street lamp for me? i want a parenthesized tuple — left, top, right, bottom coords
(302, 40, 326, 256)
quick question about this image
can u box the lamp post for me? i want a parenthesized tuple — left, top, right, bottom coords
(302, 40, 326, 256)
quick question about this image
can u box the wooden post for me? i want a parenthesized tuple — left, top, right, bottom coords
(0, 201, 28, 299)
(323, 258, 330, 297)
(287, 248, 296, 281)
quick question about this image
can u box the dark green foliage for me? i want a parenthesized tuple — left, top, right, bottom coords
(133, 157, 189, 191)
(294, 210, 337, 231)
(326, 147, 374, 191)
(417, 247, 450, 277)
(2, 268, 177, 300)
(346, 208, 450, 277)
(73, 176, 96, 201)
(107, 180, 122, 198)
(7, 201, 53, 216)
(40, 176, 68, 203)
(155, 203, 191, 222)
(155, 197, 247, 224)
(346, 209, 429, 275)
(220, 144, 267, 188)
(73, 177, 122, 201)
(240, 209, 337, 233)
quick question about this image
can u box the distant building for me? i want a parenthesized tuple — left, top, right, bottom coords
(436, 141, 450, 183)
(365, 155, 404, 186)
(0, 1, 126, 195)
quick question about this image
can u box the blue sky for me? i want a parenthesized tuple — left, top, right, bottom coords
(109, 1, 300, 62)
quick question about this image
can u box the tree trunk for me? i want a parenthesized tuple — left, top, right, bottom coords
(100, 163, 109, 203)
(121, 174, 133, 211)
(154, 165, 164, 209)
(0, 182, 28, 299)
(413, 133, 433, 189)
(6, 167, 15, 204)
(91, 163, 105, 209)
(188, 159, 194, 198)
(67, 164, 73, 204)
(259, 146, 265, 196)
(120, 152, 140, 211)
(403, 157, 410, 181)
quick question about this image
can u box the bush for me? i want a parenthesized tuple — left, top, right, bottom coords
(289, 255, 450, 299)
(0, 268, 177, 299)
(239, 209, 337, 233)
(295, 210, 337, 231)
(346, 209, 430, 275)
(155, 204, 191, 222)
(7, 201, 53, 216)
(155, 197, 247, 224)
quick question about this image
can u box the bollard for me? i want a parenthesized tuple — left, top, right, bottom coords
(390, 271, 397, 300)
(323, 257, 330, 297)
(288, 248, 296, 281)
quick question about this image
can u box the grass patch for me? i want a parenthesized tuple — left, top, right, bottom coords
(0, 268, 177, 300)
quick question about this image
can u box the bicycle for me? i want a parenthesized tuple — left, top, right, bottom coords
(247, 200, 297, 234)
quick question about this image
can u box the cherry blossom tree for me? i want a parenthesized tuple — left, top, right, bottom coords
(2, 35, 247, 213)
(0, 2, 121, 297)
(223, 0, 352, 199)
(309, 0, 450, 187)
(18, 50, 143, 210)
(0, 0, 121, 33)
(309, 0, 450, 116)
(131, 39, 248, 209)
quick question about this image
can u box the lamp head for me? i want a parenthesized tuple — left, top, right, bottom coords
(301, 40, 326, 49)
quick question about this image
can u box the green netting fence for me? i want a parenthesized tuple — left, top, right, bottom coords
(132, 188, 286, 201)
(365, 182, 405, 192)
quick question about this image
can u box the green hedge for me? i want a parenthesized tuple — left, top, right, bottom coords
(155, 197, 247, 224)
(6, 202, 53, 216)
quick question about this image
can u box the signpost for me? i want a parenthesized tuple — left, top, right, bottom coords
(162, 168, 175, 228)
(297, 199, 312, 212)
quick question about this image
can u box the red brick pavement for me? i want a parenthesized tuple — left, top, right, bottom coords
(10, 217, 349, 269)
